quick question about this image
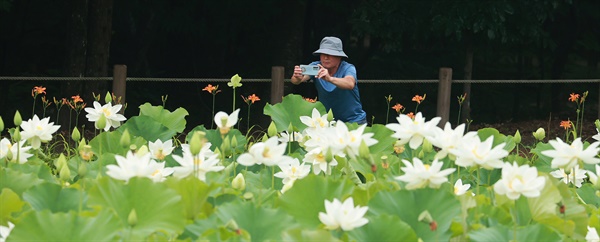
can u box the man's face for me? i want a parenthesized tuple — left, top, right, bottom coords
(319, 54, 342, 69)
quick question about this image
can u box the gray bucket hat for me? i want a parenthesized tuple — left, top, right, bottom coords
(313, 36, 348, 58)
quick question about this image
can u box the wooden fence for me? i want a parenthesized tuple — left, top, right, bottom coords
(2, 64, 600, 126)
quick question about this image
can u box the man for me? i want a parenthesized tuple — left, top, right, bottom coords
(291, 36, 367, 124)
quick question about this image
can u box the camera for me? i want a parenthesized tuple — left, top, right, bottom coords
(300, 65, 320, 76)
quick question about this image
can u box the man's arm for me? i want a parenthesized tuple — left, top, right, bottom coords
(325, 75, 355, 90)
(291, 65, 310, 85)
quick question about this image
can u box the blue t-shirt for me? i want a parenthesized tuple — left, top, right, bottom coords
(309, 61, 367, 123)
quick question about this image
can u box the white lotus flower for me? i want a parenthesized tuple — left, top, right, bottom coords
(304, 147, 338, 175)
(149, 139, 174, 160)
(278, 131, 303, 143)
(451, 135, 508, 170)
(214, 109, 240, 134)
(318, 197, 368, 231)
(593, 129, 600, 142)
(106, 151, 173, 182)
(541, 138, 600, 170)
(0, 138, 33, 164)
(493, 162, 545, 200)
(84, 101, 127, 131)
(386, 112, 441, 149)
(0, 221, 14, 242)
(171, 144, 224, 181)
(428, 122, 474, 159)
(587, 164, 599, 187)
(549, 165, 587, 188)
(395, 158, 456, 190)
(587, 226, 600, 242)
(274, 158, 311, 184)
(454, 179, 471, 195)
(19, 115, 60, 149)
(300, 108, 329, 130)
(237, 136, 291, 167)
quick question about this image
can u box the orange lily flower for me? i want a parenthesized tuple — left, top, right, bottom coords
(391, 103, 403, 113)
(303, 97, 317, 103)
(32, 86, 46, 97)
(203, 84, 221, 94)
(72, 95, 83, 103)
(412, 94, 425, 104)
(568, 93, 579, 102)
(406, 112, 415, 119)
(560, 120, 571, 130)
(242, 94, 260, 104)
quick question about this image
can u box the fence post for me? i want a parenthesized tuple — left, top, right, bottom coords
(437, 67, 452, 127)
(112, 65, 127, 113)
(271, 66, 285, 104)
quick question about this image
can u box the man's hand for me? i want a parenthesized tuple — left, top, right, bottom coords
(291, 65, 306, 84)
(316, 64, 331, 81)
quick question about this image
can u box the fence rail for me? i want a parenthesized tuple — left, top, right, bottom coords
(2, 65, 600, 126)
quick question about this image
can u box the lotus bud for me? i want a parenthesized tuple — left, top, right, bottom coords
(533, 128, 545, 141)
(13, 111, 22, 126)
(136, 145, 149, 157)
(190, 131, 202, 156)
(120, 129, 131, 148)
(96, 114, 107, 131)
(267, 121, 277, 137)
(5, 149, 12, 161)
(59, 164, 71, 182)
(221, 136, 231, 157)
(213, 147, 222, 158)
(127, 209, 138, 227)
(0, 116, 4, 132)
(511, 130, 521, 144)
(281, 180, 295, 194)
(325, 147, 333, 163)
(232, 173, 246, 191)
(261, 133, 268, 142)
(595, 119, 600, 130)
(230, 136, 238, 152)
(225, 219, 239, 231)
(358, 140, 370, 160)
(327, 109, 334, 122)
(71, 127, 81, 142)
(105, 91, 112, 104)
(12, 128, 21, 142)
(422, 139, 433, 153)
(78, 162, 87, 177)
(417, 150, 425, 159)
(55, 154, 67, 170)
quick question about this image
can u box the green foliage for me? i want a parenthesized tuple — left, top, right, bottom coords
(0, 188, 24, 225)
(348, 214, 418, 241)
(138, 103, 189, 133)
(22, 182, 85, 213)
(264, 94, 326, 132)
(469, 224, 562, 242)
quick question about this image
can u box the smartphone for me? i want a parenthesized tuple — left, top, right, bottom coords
(300, 64, 320, 76)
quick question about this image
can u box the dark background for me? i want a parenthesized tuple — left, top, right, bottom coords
(0, 0, 599, 131)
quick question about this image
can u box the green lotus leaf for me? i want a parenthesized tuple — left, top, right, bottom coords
(180, 215, 220, 240)
(139, 102, 189, 133)
(89, 129, 147, 156)
(264, 94, 326, 132)
(0, 188, 24, 225)
(164, 176, 216, 221)
(22, 182, 86, 213)
(281, 228, 341, 242)
(576, 184, 599, 206)
(277, 175, 355, 227)
(0, 167, 44, 196)
(8, 209, 120, 241)
(88, 177, 185, 239)
(469, 224, 561, 242)
(7, 162, 55, 182)
(477, 127, 515, 152)
(347, 214, 417, 241)
(368, 184, 460, 242)
(214, 200, 297, 241)
(118, 116, 176, 143)
(365, 124, 396, 154)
